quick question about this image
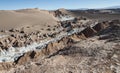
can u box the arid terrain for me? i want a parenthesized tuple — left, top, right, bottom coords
(0, 8, 120, 73)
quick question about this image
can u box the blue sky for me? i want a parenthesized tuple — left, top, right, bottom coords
(0, 0, 120, 10)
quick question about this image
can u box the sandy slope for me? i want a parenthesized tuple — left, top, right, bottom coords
(0, 8, 57, 32)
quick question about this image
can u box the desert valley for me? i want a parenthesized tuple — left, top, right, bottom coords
(0, 8, 119, 73)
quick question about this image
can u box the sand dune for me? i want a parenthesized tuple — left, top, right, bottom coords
(0, 8, 57, 31)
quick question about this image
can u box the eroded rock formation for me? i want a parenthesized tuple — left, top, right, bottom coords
(0, 19, 119, 72)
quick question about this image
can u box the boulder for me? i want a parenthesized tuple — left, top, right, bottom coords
(13, 40, 24, 47)
(8, 37, 16, 44)
(0, 40, 5, 49)
(0, 38, 11, 50)
(61, 21, 72, 28)
(9, 28, 15, 32)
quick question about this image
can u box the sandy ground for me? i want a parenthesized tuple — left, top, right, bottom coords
(0, 8, 58, 34)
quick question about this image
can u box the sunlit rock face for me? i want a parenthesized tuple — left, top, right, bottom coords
(52, 8, 75, 21)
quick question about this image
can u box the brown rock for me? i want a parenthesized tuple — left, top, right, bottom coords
(15, 53, 31, 65)
(15, 51, 44, 65)
(0, 62, 13, 70)
(109, 19, 120, 25)
(70, 33, 86, 41)
(13, 40, 24, 47)
(9, 28, 15, 32)
(46, 42, 60, 53)
(8, 36, 16, 45)
(0, 40, 5, 47)
(93, 22, 109, 32)
(77, 33, 86, 39)
(82, 27, 97, 37)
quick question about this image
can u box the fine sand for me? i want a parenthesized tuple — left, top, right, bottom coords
(0, 8, 58, 33)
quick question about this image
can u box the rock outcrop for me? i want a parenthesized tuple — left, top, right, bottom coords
(81, 27, 97, 37)
(0, 63, 13, 70)
(0, 19, 119, 71)
(53, 8, 68, 17)
(93, 21, 109, 32)
(14, 20, 114, 65)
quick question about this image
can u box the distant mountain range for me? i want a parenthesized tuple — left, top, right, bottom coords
(105, 6, 120, 9)
(69, 6, 120, 10)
